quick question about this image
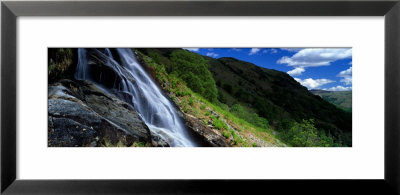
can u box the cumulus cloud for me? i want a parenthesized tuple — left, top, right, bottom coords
(294, 78, 335, 89)
(287, 67, 305, 76)
(249, 48, 261, 55)
(337, 67, 352, 85)
(324, 85, 352, 91)
(206, 52, 219, 58)
(183, 48, 199, 52)
(278, 48, 352, 67)
(277, 48, 352, 75)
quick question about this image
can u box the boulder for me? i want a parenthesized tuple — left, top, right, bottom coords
(48, 79, 169, 147)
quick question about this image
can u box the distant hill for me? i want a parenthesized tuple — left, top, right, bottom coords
(310, 89, 352, 112)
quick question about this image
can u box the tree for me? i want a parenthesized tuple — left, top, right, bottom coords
(170, 50, 218, 102)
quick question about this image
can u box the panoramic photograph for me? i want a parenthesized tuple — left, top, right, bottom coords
(48, 48, 352, 147)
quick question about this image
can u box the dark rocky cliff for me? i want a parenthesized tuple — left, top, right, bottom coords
(48, 79, 168, 147)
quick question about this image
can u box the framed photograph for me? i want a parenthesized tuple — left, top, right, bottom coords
(2, 0, 400, 194)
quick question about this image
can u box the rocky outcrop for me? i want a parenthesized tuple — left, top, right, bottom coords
(184, 114, 230, 147)
(48, 79, 169, 147)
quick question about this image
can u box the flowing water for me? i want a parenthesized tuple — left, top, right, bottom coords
(75, 48, 197, 146)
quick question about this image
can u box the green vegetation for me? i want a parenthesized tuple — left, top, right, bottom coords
(132, 141, 149, 147)
(310, 90, 352, 112)
(230, 104, 269, 130)
(146, 49, 218, 102)
(222, 131, 230, 139)
(206, 56, 351, 146)
(136, 48, 352, 147)
(211, 115, 228, 130)
(48, 48, 77, 83)
(278, 119, 336, 147)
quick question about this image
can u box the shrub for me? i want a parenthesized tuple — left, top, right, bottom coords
(278, 119, 338, 147)
(170, 50, 218, 102)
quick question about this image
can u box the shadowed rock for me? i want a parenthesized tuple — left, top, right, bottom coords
(48, 79, 169, 147)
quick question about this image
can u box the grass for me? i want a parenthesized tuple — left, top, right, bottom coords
(222, 131, 230, 139)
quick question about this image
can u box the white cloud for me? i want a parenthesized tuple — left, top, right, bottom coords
(183, 48, 199, 52)
(324, 85, 352, 91)
(337, 66, 352, 85)
(263, 48, 278, 54)
(287, 67, 305, 76)
(230, 48, 242, 52)
(294, 78, 335, 89)
(277, 48, 352, 67)
(206, 52, 219, 58)
(249, 48, 261, 55)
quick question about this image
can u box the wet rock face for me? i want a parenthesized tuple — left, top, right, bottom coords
(48, 79, 169, 147)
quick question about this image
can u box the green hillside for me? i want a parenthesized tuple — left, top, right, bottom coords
(310, 90, 352, 112)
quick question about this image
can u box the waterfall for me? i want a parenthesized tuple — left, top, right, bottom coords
(75, 48, 196, 147)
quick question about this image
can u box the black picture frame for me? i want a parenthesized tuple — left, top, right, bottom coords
(1, 0, 399, 194)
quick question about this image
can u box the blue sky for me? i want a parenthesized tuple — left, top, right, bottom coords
(183, 48, 352, 91)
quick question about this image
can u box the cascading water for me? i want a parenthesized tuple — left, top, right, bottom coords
(75, 48, 196, 147)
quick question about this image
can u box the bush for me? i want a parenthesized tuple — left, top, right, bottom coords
(170, 50, 218, 102)
(278, 119, 338, 147)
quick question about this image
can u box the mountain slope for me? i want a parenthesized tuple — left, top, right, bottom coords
(310, 90, 352, 112)
(206, 57, 352, 146)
